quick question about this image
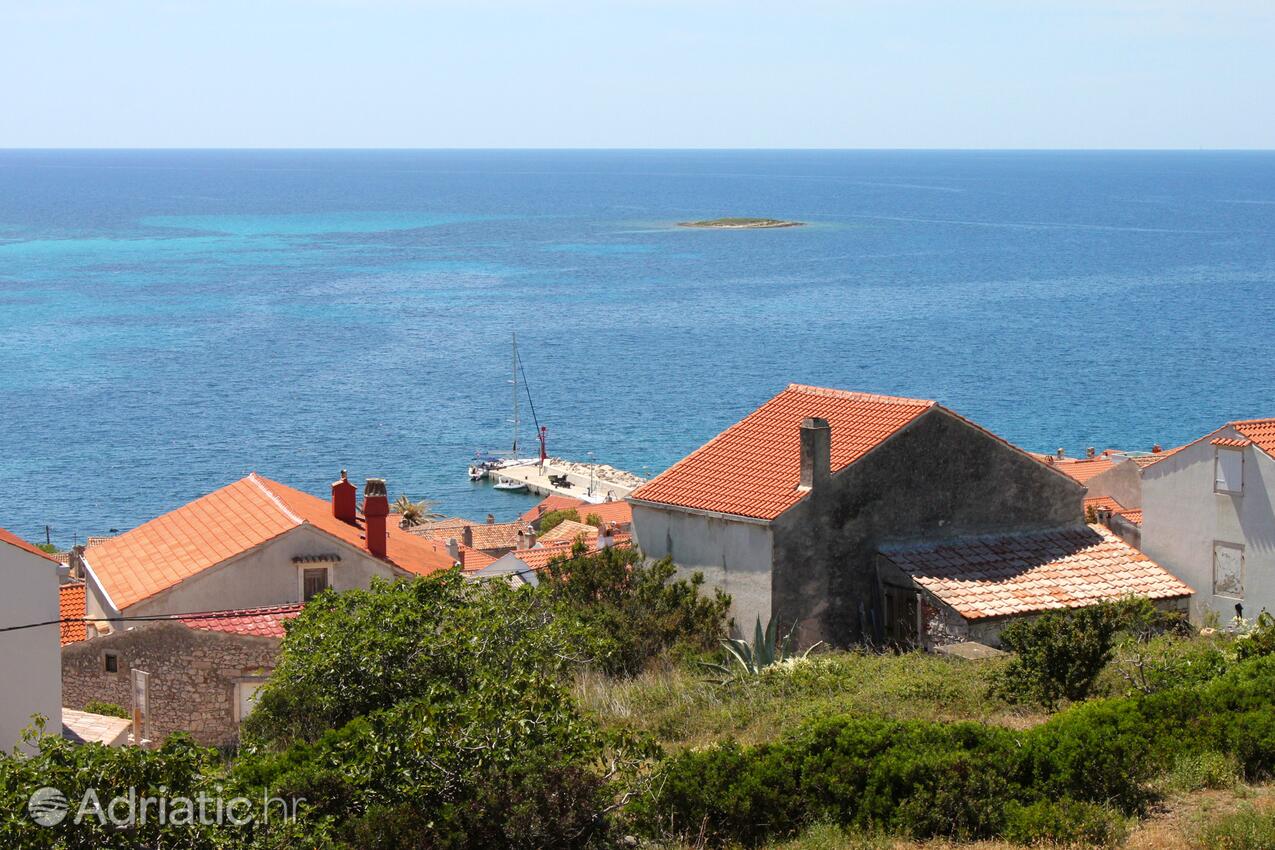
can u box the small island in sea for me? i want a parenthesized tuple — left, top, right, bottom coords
(678, 217, 804, 229)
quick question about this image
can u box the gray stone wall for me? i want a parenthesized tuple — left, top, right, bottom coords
(62, 622, 280, 747)
(771, 407, 1084, 647)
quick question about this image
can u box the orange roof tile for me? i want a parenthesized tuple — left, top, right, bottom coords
(59, 582, 87, 645)
(538, 519, 599, 545)
(1212, 437, 1252, 449)
(1042, 455, 1116, 484)
(1117, 509, 1143, 526)
(882, 525, 1190, 621)
(632, 385, 936, 520)
(176, 604, 303, 639)
(502, 543, 576, 572)
(1083, 496, 1125, 513)
(1229, 419, 1275, 457)
(0, 525, 60, 563)
(519, 495, 584, 524)
(83, 473, 458, 611)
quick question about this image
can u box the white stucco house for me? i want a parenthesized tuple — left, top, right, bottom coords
(0, 526, 63, 749)
(1141, 419, 1275, 624)
(76, 472, 460, 625)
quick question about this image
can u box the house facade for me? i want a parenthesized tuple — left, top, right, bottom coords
(0, 527, 63, 749)
(631, 384, 1188, 647)
(1141, 419, 1275, 623)
(62, 605, 299, 747)
(77, 472, 457, 626)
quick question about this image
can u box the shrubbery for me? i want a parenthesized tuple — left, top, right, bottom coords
(996, 598, 1185, 708)
(537, 508, 580, 532)
(631, 655, 1275, 846)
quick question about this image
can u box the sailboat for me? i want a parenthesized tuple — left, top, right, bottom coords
(469, 333, 546, 491)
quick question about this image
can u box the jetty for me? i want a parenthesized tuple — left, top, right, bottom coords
(489, 457, 644, 503)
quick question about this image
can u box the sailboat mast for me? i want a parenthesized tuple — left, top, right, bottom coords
(511, 333, 520, 455)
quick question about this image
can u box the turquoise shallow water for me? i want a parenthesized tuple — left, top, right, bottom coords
(2, 150, 1274, 544)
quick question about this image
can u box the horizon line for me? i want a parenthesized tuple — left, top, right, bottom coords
(2, 146, 1274, 154)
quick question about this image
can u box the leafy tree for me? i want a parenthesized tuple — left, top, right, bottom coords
(238, 573, 649, 848)
(584, 512, 604, 528)
(537, 508, 580, 533)
(541, 543, 731, 674)
(391, 494, 443, 528)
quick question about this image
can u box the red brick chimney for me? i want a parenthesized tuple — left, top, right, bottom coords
(363, 478, 389, 558)
(332, 470, 357, 522)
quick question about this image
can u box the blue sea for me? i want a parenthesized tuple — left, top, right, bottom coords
(2, 150, 1274, 545)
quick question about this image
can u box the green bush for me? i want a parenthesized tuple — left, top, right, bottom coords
(1002, 798, 1125, 846)
(542, 544, 730, 675)
(1162, 750, 1240, 792)
(82, 700, 130, 719)
(997, 598, 1182, 709)
(538, 508, 581, 532)
(632, 655, 1275, 847)
(1237, 612, 1275, 661)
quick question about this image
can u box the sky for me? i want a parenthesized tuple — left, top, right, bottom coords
(2, 0, 1273, 149)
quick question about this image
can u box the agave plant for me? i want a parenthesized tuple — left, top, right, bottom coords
(392, 494, 444, 528)
(701, 614, 821, 679)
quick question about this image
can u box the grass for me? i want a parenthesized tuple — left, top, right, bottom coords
(575, 649, 1042, 751)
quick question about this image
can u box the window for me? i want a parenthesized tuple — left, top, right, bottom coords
(103, 651, 119, 673)
(1213, 542, 1244, 599)
(301, 567, 330, 602)
(1215, 448, 1244, 494)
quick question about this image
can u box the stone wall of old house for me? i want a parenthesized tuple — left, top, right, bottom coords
(62, 622, 280, 747)
(772, 407, 1084, 647)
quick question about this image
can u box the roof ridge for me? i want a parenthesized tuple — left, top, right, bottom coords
(177, 602, 306, 619)
(786, 384, 935, 406)
(1229, 417, 1275, 426)
(247, 472, 305, 526)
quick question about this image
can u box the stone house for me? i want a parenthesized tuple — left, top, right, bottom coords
(76, 472, 458, 627)
(630, 384, 1191, 648)
(1141, 418, 1275, 624)
(62, 605, 299, 747)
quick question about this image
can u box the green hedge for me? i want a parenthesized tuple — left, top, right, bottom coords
(632, 655, 1275, 846)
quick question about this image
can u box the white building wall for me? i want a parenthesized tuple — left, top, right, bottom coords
(0, 541, 62, 749)
(87, 525, 405, 620)
(1142, 430, 1275, 623)
(630, 502, 773, 634)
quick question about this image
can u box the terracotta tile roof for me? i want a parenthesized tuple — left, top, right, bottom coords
(632, 385, 936, 520)
(1117, 509, 1144, 526)
(83, 473, 458, 611)
(1039, 455, 1116, 484)
(465, 521, 525, 552)
(0, 525, 59, 563)
(176, 604, 303, 639)
(1225, 418, 1275, 454)
(502, 543, 576, 572)
(539, 519, 599, 545)
(1131, 444, 1187, 468)
(457, 546, 496, 572)
(520, 496, 632, 528)
(1212, 437, 1252, 449)
(881, 525, 1190, 621)
(59, 582, 87, 645)
(1083, 496, 1125, 513)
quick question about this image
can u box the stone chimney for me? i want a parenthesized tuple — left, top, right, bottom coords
(446, 537, 460, 561)
(798, 417, 831, 492)
(462, 525, 474, 548)
(523, 525, 537, 549)
(1056, 448, 1066, 459)
(1086, 447, 1096, 459)
(332, 470, 357, 522)
(363, 478, 389, 558)
(486, 513, 495, 525)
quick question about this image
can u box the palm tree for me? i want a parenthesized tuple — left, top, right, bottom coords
(392, 495, 444, 528)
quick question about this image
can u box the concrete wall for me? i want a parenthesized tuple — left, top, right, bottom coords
(62, 622, 281, 747)
(772, 408, 1083, 647)
(1084, 459, 1143, 510)
(1142, 432, 1275, 623)
(630, 502, 773, 635)
(110, 525, 403, 618)
(0, 542, 61, 750)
